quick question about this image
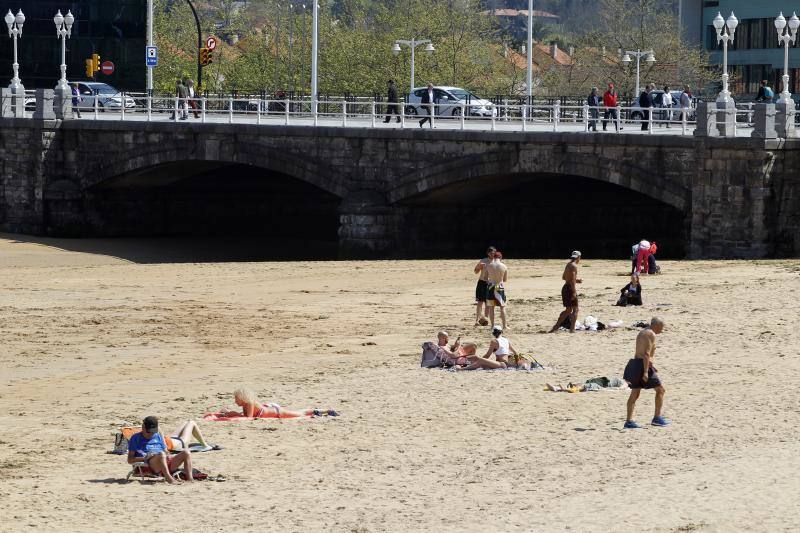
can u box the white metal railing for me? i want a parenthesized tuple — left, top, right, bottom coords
(12, 91, 794, 136)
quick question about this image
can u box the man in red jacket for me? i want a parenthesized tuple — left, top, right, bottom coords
(602, 82, 621, 132)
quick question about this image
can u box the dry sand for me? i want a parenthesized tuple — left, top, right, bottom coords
(0, 235, 798, 532)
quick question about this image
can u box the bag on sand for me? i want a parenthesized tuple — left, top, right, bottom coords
(420, 342, 446, 368)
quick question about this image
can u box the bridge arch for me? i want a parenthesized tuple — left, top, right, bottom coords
(387, 149, 690, 212)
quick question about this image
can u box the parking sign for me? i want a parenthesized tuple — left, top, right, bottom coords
(146, 46, 158, 67)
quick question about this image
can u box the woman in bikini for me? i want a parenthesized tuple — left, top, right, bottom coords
(457, 326, 527, 370)
(221, 387, 339, 418)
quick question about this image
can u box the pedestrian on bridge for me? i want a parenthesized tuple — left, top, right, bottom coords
(186, 78, 200, 119)
(419, 83, 435, 128)
(587, 87, 601, 132)
(639, 84, 653, 131)
(602, 82, 619, 132)
(173, 78, 188, 120)
(384, 80, 400, 123)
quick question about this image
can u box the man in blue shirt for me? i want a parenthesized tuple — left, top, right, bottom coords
(127, 416, 194, 483)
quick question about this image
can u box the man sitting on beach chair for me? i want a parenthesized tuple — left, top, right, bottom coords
(127, 416, 194, 483)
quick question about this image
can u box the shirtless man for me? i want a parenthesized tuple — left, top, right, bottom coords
(549, 251, 582, 333)
(484, 252, 508, 330)
(473, 247, 496, 326)
(623, 317, 669, 428)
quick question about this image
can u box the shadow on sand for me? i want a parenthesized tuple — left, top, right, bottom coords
(0, 234, 339, 264)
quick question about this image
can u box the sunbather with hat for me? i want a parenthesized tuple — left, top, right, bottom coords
(127, 416, 194, 484)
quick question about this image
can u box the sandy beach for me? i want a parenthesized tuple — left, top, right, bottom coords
(0, 235, 798, 532)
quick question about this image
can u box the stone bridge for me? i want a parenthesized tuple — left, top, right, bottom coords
(1, 118, 798, 258)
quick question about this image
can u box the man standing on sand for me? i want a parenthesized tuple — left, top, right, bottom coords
(623, 317, 669, 428)
(550, 251, 582, 333)
(484, 252, 508, 330)
(473, 246, 496, 326)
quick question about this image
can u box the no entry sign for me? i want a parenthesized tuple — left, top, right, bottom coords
(206, 36, 218, 50)
(100, 61, 115, 75)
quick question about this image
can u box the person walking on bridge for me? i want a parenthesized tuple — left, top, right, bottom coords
(602, 82, 619, 131)
(419, 83, 435, 128)
(384, 80, 401, 123)
(587, 87, 601, 132)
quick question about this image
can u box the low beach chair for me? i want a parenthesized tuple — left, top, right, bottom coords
(126, 461, 163, 482)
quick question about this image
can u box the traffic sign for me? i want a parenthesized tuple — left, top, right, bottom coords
(100, 61, 115, 75)
(146, 46, 158, 67)
(205, 36, 218, 51)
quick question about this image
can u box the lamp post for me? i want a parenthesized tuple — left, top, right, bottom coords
(392, 38, 435, 94)
(526, 0, 533, 102)
(5, 9, 24, 91)
(775, 12, 799, 104)
(620, 49, 655, 97)
(311, 0, 318, 114)
(53, 10, 74, 92)
(712, 11, 738, 103)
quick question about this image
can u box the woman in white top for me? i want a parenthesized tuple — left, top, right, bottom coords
(457, 326, 522, 370)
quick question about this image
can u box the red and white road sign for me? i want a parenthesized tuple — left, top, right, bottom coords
(100, 61, 115, 75)
(206, 36, 218, 50)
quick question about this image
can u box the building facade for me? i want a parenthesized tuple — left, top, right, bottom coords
(0, 0, 145, 92)
(681, 0, 800, 99)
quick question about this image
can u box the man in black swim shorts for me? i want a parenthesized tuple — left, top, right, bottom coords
(623, 317, 669, 429)
(473, 246, 495, 326)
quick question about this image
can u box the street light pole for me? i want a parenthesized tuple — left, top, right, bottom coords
(392, 38, 435, 94)
(775, 12, 799, 104)
(311, 0, 318, 113)
(185, 0, 203, 90)
(53, 10, 74, 92)
(147, 0, 153, 94)
(713, 11, 738, 104)
(621, 49, 655, 97)
(526, 0, 533, 102)
(5, 9, 24, 91)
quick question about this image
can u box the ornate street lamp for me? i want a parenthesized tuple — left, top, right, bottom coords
(775, 12, 799, 104)
(5, 9, 24, 91)
(54, 9, 74, 92)
(713, 11, 738, 103)
(392, 38, 435, 94)
(621, 50, 656, 97)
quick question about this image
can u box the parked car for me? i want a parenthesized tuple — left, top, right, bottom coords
(631, 90, 697, 121)
(406, 86, 497, 117)
(73, 82, 136, 111)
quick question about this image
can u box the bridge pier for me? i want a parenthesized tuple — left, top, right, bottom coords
(338, 191, 394, 257)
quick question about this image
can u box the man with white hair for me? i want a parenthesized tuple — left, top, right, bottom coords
(623, 317, 669, 428)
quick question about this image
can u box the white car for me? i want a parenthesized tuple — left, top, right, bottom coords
(74, 82, 136, 111)
(406, 86, 497, 117)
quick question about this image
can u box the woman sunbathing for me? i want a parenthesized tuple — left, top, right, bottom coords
(457, 326, 528, 370)
(218, 387, 339, 419)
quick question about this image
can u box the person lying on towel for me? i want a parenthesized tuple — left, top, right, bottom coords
(616, 273, 643, 306)
(456, 325, 528, 370)
(127, 416, 195, 484)
(217, 387, 340, 419)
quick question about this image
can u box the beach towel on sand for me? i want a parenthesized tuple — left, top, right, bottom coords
(203, 411, 302, 421)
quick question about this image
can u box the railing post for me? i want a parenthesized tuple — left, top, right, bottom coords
(228, 96, 234, 124)
(257, 98, 262, 124)
(371, 100, 376, 128)
(648, 106, 653, 133)
(460, 103, 465, 130)
(314, 99, 319, 126)
(173, 97, 178, 122)
(681, 108, 687, 135)
(284, 98, 290, 125)
(431, 103, 435, 129)
(94, 95, 99, 120)
(400, 101, 405, 129)
(342, 100, 347, 127)
(616, 105, 622, 133)
(201, 98, 206, 123)
(583, 103, 589, 131)
(121, 92, 126, 121)
(554, 100, 560, 132)
(521, 104, 527, 132)
(147, 95, 152, 122)
(491, 105, 496, 131)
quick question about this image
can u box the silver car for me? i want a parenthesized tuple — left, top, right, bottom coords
(406, 86, 497, 117)
(74, 82, 136, 111)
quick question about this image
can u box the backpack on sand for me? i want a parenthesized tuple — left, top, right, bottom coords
(420, 342, 447, 368)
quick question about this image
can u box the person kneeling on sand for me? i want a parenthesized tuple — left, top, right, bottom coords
(127, 416, 194, 484)
(623, 317, 669, 428)
(221, 387, 339, 418)
(457, 326, 526, 370)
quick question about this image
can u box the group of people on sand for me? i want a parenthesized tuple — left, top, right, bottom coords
(126, 387, 339, 484)
(445, 246, 668, 428)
